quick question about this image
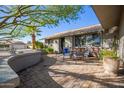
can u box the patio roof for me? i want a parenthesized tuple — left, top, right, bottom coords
(92, 5, 122, 30)
(44, 24, 103, 40)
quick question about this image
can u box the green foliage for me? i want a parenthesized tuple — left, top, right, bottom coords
(0, 5, 84, 39)
(34, 41, 54, 53)
(42, 47, 54, 54)
(0, 45, 9, 48)
(99, 49, 119, 60)
(35, 41, 44, 49)
(47, 47, 54, 53)
(9, 26, 42, 38)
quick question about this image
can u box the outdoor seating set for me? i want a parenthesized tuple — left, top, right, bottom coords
(63, 46, 100, 61)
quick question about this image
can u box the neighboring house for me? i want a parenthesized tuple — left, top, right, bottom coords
(10, 41, 27, 49)
(0, 39, 27, 50)
(44, 24, 103, 53)
(93, 5, 124, 62)
(27, 41, 32, 49)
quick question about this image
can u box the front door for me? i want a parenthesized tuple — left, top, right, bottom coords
(59, 37, 65, 53)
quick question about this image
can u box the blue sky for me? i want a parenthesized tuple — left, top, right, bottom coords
(20, 5, 100, 43)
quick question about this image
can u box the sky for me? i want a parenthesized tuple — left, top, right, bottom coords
(20, 5, 100, 43)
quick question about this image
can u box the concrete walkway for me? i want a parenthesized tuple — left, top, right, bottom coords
(17, 54, 124, 88)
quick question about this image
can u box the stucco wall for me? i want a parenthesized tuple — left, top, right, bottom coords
(45, 39, 59, 52)
(103, 31, 119, 49)
(64, 36, 72, 48)
(119, 8, 124, 61)
(51, 39, 59, 52)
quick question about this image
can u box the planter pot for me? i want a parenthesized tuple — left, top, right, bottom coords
(103, 57, 120, 76)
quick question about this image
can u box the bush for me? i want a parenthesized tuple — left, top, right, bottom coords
(47, 47, 54, 53)
(99, 49, 118, 60)
(42, 47, 54, 54)
(35, 41, 44, 49)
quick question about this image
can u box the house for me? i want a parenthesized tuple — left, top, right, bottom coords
(44, 24, 103, 53)
(27, 41, 33, 49)
(0, 39, 27, 50)
(92, 5, 124, 62)
(10, 41, 27, 49)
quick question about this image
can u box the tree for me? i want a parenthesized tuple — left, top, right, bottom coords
(0, 5, 84, 49)
(0, 6, 84, 37)
(35, 41, 44, 49)
(23, 26, 41, 49)
(9, 26, 42, 49)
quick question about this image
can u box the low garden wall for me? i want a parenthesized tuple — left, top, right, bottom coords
(0, 51, 43, 88)
(8, 51, 42, 72)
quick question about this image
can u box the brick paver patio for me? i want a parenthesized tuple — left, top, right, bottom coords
(18, 54, 124, 88)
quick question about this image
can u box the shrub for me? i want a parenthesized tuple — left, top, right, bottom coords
(99, 49, 118, 60)
(42, 47, 54, 54)
(47, 47, 54, 53)
(35, 41, 44, 49)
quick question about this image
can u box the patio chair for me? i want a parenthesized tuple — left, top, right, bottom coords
(82, 46, 95, 61)
(92, 47, 100, 59)
(55, 51, 60, 60)
(72, 48, 85, 61)
(83, 49, 90, 60)
(63, 47, 71, 61)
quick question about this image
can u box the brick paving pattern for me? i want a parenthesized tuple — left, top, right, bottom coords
(18, 54, 124, 88)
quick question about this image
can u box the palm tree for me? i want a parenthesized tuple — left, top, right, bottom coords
(25, 26, 41, 49)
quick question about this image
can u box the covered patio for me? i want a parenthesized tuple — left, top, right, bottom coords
(1, 5, 124, 88)
(18, 54, 124, 88)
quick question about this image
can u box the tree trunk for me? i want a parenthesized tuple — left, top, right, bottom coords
(32, 33, 36, 49)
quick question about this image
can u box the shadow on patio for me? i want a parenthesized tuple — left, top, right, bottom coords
(17, 54, 124, 88)
(17, 55, 63, 88)
(49, 68, 124, 88)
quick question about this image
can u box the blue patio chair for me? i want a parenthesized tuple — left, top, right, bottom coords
(63, 47, 70, 60)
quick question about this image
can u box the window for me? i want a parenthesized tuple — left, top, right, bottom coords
(75, 35, 86, 47)
(75, 33, 101, 47)
(86, 34, 101, 46)
(48, 40, 53, 44)
(90, 34, 101, 46)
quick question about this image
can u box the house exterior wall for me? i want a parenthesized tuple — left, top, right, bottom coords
(119, 8, 124, 61)
(102, 31, 119, 49)
(46, 37, 73, 53)
(52, 39, 59, 52)
(46, 39, 60, 52)
(64, 36, 73, 48)
(45, 32, 101, 53)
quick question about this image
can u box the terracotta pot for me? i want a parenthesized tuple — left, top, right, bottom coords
(103, 57, 120, 76)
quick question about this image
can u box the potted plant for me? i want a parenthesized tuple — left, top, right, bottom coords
(99, 49, 120, 76)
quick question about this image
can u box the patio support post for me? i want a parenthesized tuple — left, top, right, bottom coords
(101, 30, 104, 48)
